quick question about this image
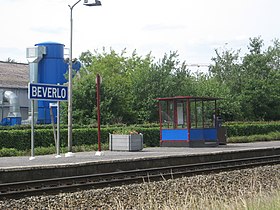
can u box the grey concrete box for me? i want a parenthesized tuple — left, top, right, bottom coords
(109, 133, 143, 151)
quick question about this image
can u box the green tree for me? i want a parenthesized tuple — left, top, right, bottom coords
(71, 50, 196, 124)
(209, 36, 280, 121)
(62, 37, 280, 125)
(210, 47, 243, 94)
(129, 51, 195, 123)
(77, 49, 134, 124)
(241, 37, 280, 120)
(209, 46, 243, 120)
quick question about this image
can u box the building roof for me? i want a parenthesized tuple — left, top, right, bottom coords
(0, 61, 29, 88)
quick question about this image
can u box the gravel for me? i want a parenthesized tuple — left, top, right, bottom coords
(0, 164, 280, 209)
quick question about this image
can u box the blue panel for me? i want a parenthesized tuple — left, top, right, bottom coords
(190, 128, 217, 141)
(0, 117, 21, 126)
(10, 117, 22, 126)
(190, 129, 204, 140)
(162, 129, 188, 141)
(203, 128, 217, 140)
(37, 103, 57, 124)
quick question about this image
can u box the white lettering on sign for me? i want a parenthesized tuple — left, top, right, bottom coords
(28, 83, 68, 101)
(32, 86, 37, 97)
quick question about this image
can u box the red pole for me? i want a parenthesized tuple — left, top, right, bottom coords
(187, 99, 191, 141)
(96, 74, 101, 152)
(159, 101, 162, 143)
(167, 101, 169, 128)
(174, 100, 177, 128)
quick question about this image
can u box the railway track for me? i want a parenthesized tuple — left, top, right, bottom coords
(1, 154, 280, 200)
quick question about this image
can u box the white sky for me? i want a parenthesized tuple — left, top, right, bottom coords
(0, 0, 279, 68)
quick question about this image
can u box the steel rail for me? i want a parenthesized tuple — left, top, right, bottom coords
(1, 154, 280, 199)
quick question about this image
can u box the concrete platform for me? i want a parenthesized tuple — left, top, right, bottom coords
(0, 141, 280, 183)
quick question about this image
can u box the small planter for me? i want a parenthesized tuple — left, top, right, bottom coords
(109, 133, 143, 151)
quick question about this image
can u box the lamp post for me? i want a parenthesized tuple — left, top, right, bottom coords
(66, 0, 102, 157)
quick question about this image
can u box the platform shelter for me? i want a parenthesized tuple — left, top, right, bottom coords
(156, 96, 227, 147)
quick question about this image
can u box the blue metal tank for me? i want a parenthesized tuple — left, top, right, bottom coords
(36, 42, 68, 124)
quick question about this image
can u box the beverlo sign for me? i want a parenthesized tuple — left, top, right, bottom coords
(28, 83, 68, 101)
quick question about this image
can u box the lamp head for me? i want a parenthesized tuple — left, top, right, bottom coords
(84, 0, 102, 6)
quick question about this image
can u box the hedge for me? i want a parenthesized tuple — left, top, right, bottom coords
(226, 122, 280, 137)
(0, 127, 160, 151)
(0, 122, 280, 150)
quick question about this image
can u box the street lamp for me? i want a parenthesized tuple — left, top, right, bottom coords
(66, 0, 102, 157)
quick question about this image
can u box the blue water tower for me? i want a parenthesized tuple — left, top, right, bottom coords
(36, 42, 68, 124)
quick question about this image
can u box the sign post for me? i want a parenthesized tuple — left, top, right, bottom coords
(95, 74, 103, 156)
(30, 100, 35, 160)
(28, 83, 68, 160)
(56, 100, 61, 158)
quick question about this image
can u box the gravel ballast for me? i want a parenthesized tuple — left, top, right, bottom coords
(0, 164, 280, 209)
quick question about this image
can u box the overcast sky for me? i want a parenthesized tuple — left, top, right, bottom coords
(0, 0, 279, 68)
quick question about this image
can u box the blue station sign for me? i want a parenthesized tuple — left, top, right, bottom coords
(28, 83, 68, 101)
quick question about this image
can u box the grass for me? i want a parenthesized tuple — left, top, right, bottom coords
(173, 189, 280, 210)
(106, 165, 280, 210)
(0, 143, 109, 157)
(239, 190, 280, 210)
(228, 131, 280, 143)
(111, 177, 280, 210)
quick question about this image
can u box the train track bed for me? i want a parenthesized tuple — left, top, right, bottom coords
(1, 164, 280, 209)
(0, 141, 280, 200)
(0, 153, 280, 199)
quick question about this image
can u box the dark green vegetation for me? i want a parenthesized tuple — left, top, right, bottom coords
(0, 122, 279, 156)
(62, 37, 280, 125)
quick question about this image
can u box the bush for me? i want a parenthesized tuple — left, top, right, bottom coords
(0, 122, 279, 152)
(0, 148, 20, 157)
(35, 146, 56, 155)
(228, 132, 280, 143)
(226, 122, 280, 137)
(0, 126, 160, 151)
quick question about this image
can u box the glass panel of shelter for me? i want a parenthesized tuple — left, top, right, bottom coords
(161, 100, 187, 129)
(204, 100, 216, 128)
(190, 99, 216, 129)
(176, 100, 187, 128)
(161, 101, 173, 128)
(161, 99, 217, 129)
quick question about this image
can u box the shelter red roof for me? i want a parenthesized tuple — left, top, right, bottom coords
(156, 96, 222, 101)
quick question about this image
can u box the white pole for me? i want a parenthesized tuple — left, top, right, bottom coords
(66, 0, 101, 157)
(56, 100, 61, 158)
(66, 0, 81, 157)
(29, 99, 35, 160)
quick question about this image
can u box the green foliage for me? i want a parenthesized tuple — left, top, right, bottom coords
(226, 122, 280, 137)
(0, 144, 110, 157)
(228, 132, 280, 143)
(0, 126, 160, 151)
(137, 127, 160, 147)
(64, 49, 196, 125)
(0, 148, 21, 157)
(59, 37, 280, 124)
(0, 130, 31, 150)
(209, 37, 280, 121)
(35, 145, 56, 155)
